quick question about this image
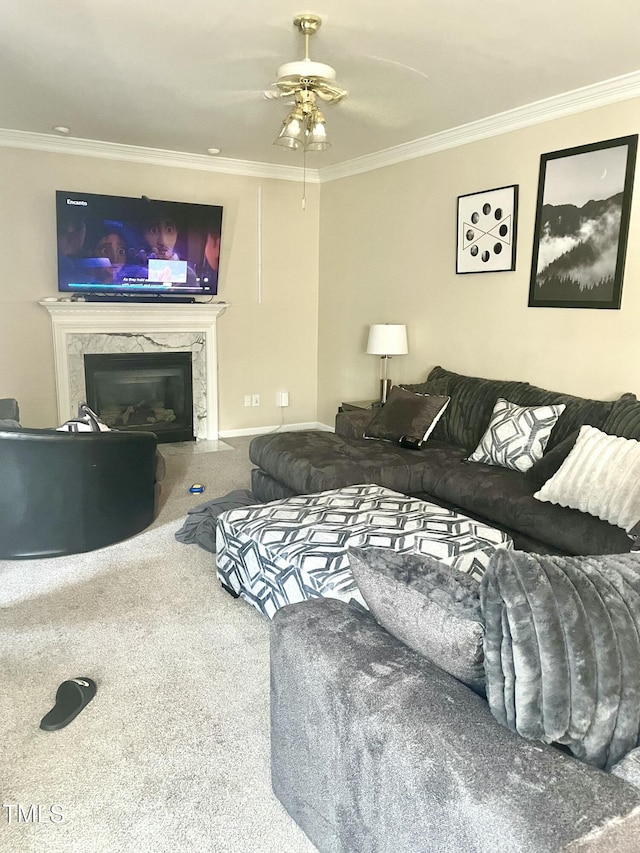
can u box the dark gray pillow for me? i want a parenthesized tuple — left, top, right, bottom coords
(348, 546, 485, 693)
(363, 385, 450, 444)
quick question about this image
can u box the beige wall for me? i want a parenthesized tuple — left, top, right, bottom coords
(0, 147, 320, 430)
(3, 97, 639, 434)
(318, 98, 640, 425)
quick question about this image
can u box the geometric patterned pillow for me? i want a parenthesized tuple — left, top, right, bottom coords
(468, 397, 566, 473)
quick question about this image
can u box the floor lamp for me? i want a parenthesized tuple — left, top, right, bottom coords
(366, 324, 408, 403)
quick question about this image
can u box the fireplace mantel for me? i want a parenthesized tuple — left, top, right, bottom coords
(40, 300, 228, 440)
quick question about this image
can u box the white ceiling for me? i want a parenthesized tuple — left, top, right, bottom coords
(2, 0, 639, 171)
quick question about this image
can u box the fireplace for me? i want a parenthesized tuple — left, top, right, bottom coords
(40, 301, 228, 440)
(84, 352, 194, 443)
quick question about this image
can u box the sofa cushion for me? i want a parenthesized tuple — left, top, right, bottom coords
(468, 398, 565, 473)
(534, 426, 640, 534)
(602, 393, 640, 440)
(335, 408, 377, 440)
(363, 385, 449, 444)
(249, 430, 468, 497)
(506, 384, 614, 450)
(349, 546, 485, 693)
(400, 374, 452, 398)
(423, 366, 528, 450)
(250, 468, 297, 503)
(482, 549, 640, 770)
(424, 456, 632, 556)
(408, 365, 613, 452)
(525, 431, 579, 487)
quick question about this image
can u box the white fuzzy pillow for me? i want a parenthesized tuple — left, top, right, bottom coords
(534, 425, 640, 532)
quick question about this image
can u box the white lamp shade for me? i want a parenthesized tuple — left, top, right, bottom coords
(366, 324, 408, 356)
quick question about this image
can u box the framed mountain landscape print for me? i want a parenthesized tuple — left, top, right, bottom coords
(528, 134, 637, 309)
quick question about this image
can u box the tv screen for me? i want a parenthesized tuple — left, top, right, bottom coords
(56, 191, 223, 297)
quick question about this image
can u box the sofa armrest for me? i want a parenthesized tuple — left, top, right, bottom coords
(334, 409, 376, 438)
(271, 598, 640, 853)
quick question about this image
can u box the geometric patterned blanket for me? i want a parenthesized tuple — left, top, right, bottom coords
(216, 484, 512, 619)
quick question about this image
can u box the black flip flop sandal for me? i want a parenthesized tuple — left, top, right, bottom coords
(39, 677, 97, 731)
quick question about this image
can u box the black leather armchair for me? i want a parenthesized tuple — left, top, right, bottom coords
(0, 427, 159, 559)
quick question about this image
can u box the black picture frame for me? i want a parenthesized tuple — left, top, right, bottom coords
(528, 134, 637, 309)
(456, 184, 518, 274)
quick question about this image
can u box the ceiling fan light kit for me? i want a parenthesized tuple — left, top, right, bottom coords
(274, 105, 305, 149)
(305, 109, 329, 151)
(269, 14, 347, 153)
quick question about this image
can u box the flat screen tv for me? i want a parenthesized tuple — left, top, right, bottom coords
(56, 190, 223, 297)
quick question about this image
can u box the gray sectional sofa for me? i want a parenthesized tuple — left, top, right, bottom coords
(270, 588, 640, 853)
(250, 365, 640, 555)
(270, 545, 640, 852)
(252, 367, 640, 851)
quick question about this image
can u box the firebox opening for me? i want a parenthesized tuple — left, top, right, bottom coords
(84, 352, 194, 443)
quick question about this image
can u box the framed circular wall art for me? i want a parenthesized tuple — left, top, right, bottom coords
(456, 184, 518, 274)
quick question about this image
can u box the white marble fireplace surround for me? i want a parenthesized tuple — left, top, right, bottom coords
(40, 301, 228, 440)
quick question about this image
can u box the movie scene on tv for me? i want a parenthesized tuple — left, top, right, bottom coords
(56, 191, 223, 295)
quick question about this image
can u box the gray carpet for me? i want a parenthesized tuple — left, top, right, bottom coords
(0, 437, 317, 853)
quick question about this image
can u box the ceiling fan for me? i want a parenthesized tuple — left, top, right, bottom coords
(265, 13, 347, 151)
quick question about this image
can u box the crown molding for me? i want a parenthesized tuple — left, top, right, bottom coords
(0, 128, 320, 183)
(1, 71, 639, 184)
(318, 71, 640, 182)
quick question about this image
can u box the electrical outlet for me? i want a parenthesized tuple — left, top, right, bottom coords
(244, 395, 251, 407)
(278, 391, 290, 407)
(252, 394, 260, 407)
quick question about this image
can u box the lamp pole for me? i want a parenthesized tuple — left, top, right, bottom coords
(380, 355, 393, 403)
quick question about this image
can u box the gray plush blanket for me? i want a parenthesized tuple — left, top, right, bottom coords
(174, 489, 257, 553)
(482, 549, 640, 770)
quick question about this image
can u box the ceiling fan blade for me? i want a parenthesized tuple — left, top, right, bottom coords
(336, 96, 418, 130)
(209, 89, 271, 109)
(263, 85, 293, 100)
(356, 54, 429, 82)
(315, 87, 347, 103)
